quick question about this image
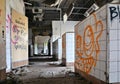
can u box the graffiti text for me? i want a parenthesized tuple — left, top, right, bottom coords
(109, 6, 120, 21)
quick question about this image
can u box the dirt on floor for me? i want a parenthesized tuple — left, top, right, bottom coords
(22, 75, 91, 84)
(1, 61, 92, 84)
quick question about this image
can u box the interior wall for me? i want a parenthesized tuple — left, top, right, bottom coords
(29, 29, 32, 45)
(9, 0, 25, 15)
(75, 5, 107, 82)
(6, 0, 25, 72)
(52, 38, 62, 60)
(62, 33, 75, 66)
(11, 9, 28, 68)
(0, 0, 6, 73)
(52, 21, 79, 42)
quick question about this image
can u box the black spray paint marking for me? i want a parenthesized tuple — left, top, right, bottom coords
(14, 44, 27, 50)
(109, 6, 120, 21)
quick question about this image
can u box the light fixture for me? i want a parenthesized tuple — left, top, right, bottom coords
(84, 3, 99, 17)
(63, 13, 68, 23)
(32, 8, 43, 13)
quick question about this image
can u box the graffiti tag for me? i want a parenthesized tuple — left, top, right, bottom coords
(109, 6, 120, 21)
(11, 24, 19, 44)
(6, 14, 12, 32)
(75, 13, 103, 74)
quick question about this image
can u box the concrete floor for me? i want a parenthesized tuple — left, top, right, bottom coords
(6, 61, 91, 84)
(23, 76, 90, 84)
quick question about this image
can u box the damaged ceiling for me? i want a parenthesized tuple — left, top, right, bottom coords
(24, 0, 113, 36)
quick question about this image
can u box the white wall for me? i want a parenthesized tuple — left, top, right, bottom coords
(62, 32, 75, 65)
(58, 38, 62, 60)
(0, 0, 6, 71)
(108, 4, 120, 83)
(9, 0, 25, 15)
(75, 4, 120, 83)
(6, 0, 25, 72)
(75, 5, 107, 83)
(52, 21, 78, 42)
(66, 33, 75, 63)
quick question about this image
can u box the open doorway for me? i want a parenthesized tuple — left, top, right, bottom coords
(28, 24, 54, 62)
(34, 35, 50, 56)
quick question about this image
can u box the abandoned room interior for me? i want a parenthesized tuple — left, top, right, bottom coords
(0, 0, 120, 84)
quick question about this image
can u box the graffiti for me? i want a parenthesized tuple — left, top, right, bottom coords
(14, 44, 27, 50)
(6, 14, 19, 43)
(11, 23, 27, 50)
(6, 14, 11, 23)
(11, 24, 19, 44)
(75, 13, 103, 74)
(6, 14, 27, 50)
(6, 14, 12, 32)
(109, 6, 120, 21)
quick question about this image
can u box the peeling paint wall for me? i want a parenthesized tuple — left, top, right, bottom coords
(11, 9, 28, 68)
(0, 0, 6, 72)
(52, 21, 78, 42)
(6, 0, 25, 72)
(75, 4, 120, 83)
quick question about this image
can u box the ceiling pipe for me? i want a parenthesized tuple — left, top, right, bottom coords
(111, 0, 120, 3)
(26, 7, 61, 11)
(74, 7, 88, 9)
(50, 0, 63, 7)
(84, 3, 99, 17)
(24, 2, 32, 5)
(59, 9, 62, 37)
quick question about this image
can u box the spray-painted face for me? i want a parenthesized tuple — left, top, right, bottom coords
(75, 13, 103, 74)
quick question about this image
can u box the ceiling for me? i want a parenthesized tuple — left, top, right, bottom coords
(24, 0, 113, 36)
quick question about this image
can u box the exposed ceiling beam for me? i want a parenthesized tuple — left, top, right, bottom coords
(25, 7, 61, 10)
(71, 13, 84, 15)
(74, 7, 88, 10)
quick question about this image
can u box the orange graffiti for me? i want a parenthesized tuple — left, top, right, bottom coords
(75, 13, 104, 74)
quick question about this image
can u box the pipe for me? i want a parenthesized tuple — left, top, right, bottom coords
(111, 0, 120, 3)
(24, 2, 32, 5)
(26, 7, 61, 11)
(59, 9, 62, 37)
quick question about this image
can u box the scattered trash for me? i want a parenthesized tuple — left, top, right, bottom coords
(0, 72, 24, 84)
(12, 66, 30, 75)
(65, 71, 76, 77)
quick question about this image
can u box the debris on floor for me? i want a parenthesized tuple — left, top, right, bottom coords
(0, 72, 23, 84)
(12, 66, 30, 75)
(2, 61, 91, 84)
